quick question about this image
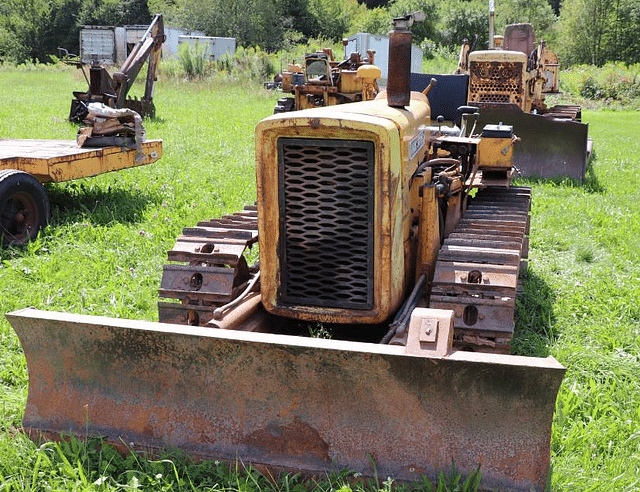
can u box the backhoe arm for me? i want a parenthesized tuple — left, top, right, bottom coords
(114, 14, 165, 108)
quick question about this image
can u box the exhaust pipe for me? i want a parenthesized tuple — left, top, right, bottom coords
(387, 12, 425, 108)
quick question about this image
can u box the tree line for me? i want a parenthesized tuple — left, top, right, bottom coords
(1, 0, 638, 66)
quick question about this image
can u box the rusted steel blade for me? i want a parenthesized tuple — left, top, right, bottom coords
(8, 308, 564, 492)
(476, 105, 589, 180)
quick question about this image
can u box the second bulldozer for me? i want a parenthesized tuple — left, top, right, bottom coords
(415, 22, 590, 180)
(273, 46, 381, 113)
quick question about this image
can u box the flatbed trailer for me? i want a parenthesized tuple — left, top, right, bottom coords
(0, 138, 162, 245)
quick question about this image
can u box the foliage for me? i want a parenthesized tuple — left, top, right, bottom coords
(577, 63, 640, 102)
(1, 0, 640, 66)
(0, 434, 484, 492)
(174, 0, 291, 51)
(213, 46, 277, 82)
(348, 6, 391, 37)
(77, 0, 151, 27)
(388, 0, 439, 44)
(177, 40, 208, 78)
(437, 0, 489, 50)
(162, 44, 277, 82)
(305, 0, 360, 41)
(557, 0, 640, 66)
(0, 0, 150, 63)
(494, 0, 558, 46)
(551, 63, 640, 110)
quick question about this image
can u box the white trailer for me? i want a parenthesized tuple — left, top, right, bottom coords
(177, 35, 236, 60)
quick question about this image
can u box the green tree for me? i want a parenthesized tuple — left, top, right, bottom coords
(50, 0, 82, 55)
(388, 0, 439, 44)
(349, 5, 391, 36)
(305, 0, 359, 41)
(175, 0, 291, 51)
(438, 0, 489, 49)
(608, 0, 640, 65)
(0, 0, 54, 63)
(495, 0, 557, 45)
(0, 0, 151, 63)
(78, 0, 151, 26)
(556, 0, 611, 65)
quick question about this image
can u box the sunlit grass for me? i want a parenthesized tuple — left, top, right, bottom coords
(1, 68, 639, 491)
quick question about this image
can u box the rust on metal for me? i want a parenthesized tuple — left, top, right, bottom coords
(475, 105, 589, 180)
(430, 187, 530, 352)
(158, 205, 258, 326)
(386, 29, 412, 107)
(0, 139, 162, 183)
(8, 308, 565, 492)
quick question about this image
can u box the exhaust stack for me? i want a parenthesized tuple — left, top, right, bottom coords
(387, 12, 425, 108)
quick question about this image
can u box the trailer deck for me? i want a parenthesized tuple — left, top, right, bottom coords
(0, 138, 162, 245)
(0, 138, 162, 182)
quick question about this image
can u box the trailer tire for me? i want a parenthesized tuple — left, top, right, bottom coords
(0, 170, 50, 246)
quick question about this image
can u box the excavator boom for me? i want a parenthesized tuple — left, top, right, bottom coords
(68, 14, 165, 121)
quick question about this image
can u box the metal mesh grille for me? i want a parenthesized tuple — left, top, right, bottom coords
(278, 138, 374, 309)
(469, 61, 524, 106)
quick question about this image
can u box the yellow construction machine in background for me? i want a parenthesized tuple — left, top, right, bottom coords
(451, 22, 590, 180)
(273, 46, 381, 113)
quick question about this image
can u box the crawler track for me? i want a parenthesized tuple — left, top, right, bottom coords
(429, 186, 531, 353)
(158, 205, 259, 326)
(159, 188, 530, 354)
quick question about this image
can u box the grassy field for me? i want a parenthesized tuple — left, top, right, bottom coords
(1, 65, 639, 491)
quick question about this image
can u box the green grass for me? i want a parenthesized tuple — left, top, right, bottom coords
(1, 65, 640, 491)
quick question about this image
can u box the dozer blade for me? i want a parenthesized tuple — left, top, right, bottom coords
(8, 308, 565, 492)
(476, 105, 589, 180)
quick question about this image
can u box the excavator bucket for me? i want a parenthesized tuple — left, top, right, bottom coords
(8, 308, 565, 492)
(476, 105, 590, 180)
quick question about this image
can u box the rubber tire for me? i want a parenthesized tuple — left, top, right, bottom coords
(0, 169, 50, 246)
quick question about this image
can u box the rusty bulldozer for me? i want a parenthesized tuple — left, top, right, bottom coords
(8, 13, 565, 492)
(414, 22, 590, 180)
(273, 45, 381, 113)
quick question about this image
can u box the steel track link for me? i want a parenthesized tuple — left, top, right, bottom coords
(429, 186, 531, 353)
(157, 205, 259, 326)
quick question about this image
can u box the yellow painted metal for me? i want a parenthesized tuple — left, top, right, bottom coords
(468, 50, 528, 110)
(477, 136, 515, 169)
(417, 183, 440, 284)
(255, 94, 430, 324)
(0, 139, 162, 183)
(338, 70, 360, 93)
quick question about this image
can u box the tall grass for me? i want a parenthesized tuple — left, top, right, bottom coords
(0, 65, 639, 491)
(177, 40, 209, 78)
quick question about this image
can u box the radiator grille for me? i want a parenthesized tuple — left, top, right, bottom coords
(277, 138, 374, 309)
(469, 61, 524, 106)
